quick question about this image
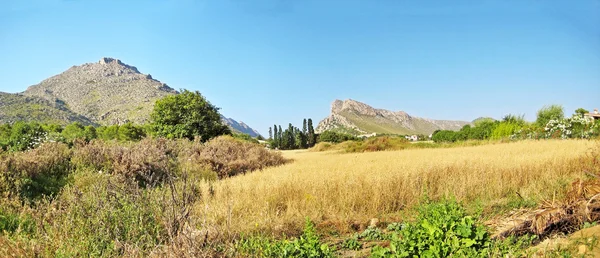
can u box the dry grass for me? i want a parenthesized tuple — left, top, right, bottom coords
(195, 140, 597, 238)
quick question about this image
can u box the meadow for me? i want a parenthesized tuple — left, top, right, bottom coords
(197, 140, 596, 238)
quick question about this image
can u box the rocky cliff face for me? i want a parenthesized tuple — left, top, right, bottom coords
(316, 99, 470, 135)
(221, 116, 262, 137)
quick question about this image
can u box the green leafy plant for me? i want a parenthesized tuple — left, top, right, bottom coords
(341, 235, 362, 250)
(371, 199, 491, 257)
(236, 218, 334, 257)
(358, 227, 387, 241)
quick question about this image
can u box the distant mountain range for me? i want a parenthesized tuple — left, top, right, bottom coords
(0, 57, 261, 137)
(316, 99, 471, 135)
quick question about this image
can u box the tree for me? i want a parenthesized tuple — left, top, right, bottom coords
(150, 89, 230, 141)
(273, 125, 279, 148)
(62, 122, 87, 143)
(307, 119, 315, 147)
(536, 105, 564, 127)
(575, 108, 590, 117)
(118, 123, 145, 141)
(502, 114, 526, 126)
(278, 125, 283, 147)
(268, 127, 273, 140)
(303, 119, 308, 135)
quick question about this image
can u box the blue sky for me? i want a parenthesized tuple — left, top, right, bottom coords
(1, 0, 599, 135)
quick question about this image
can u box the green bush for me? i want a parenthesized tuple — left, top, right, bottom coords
(317, 131, 358, 143)
(0, 142, 72, 202)
(42, 173, 166, 256)
(371, 199, 491, 257)
(0, 208, 35, 235)
(491, 122, 521, 140)
(236, 218, 334, 257)
(341, 236, 362, 250)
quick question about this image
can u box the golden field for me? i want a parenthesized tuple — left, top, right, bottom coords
(195, 140, 598, 238)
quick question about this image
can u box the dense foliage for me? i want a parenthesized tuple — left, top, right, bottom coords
(0, 122, 148, 152)
(317, 130, 358, 143)
(432, 106, 600, 143)
(269, 118, 317, 150)
(150, 89, 231, 141)
(236, 218, 334, 257)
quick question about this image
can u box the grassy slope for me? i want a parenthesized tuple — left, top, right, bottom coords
(340, 111, 443, 135)
(341, 111, 415, 135)
(0, 92, 95, 125)
(195, 140, 596, 238)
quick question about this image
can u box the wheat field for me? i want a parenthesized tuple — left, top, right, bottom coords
(195, 140, 597, 238)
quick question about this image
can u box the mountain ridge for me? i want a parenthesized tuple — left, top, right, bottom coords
(316, 99, 470, 135)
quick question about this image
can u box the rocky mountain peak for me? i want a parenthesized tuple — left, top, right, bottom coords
(317, 99, 470, 135)
(23, 57, 177, 124)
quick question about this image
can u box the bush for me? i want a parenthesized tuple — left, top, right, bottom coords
(0, 142, 72, 202)
(342, 136, 409, 153)
(186, 136, 288, 178)
(371, 199, 491, 257)
(432, 130, 457, 143)
(236, 218, 334, 257)
(317, 131, 358, 143)
(72, 138, 178, 187)
(40, 173, 166, 256)
(491, 122, 521, 140)
(536, 104, 564, 127)
(0, 208, 35, 235)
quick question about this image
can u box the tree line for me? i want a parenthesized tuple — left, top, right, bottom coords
(432, 105, 600, 142)
(268, 118, 316, 150)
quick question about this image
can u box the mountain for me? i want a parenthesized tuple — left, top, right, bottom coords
(23, 57, 177, 125)
(221, 116, 262, 137)
(0, 57, 260, 136)
(316, 99, 470, 135)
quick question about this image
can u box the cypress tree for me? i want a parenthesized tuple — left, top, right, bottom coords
(303, 119, 307, 135)
(273, 125, 278, 148)
(307, 118, 315, 147)
(278, 125, 283, 147)
(268, 127, 273, 140)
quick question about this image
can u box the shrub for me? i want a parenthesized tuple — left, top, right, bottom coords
(232, 133, 259, 144)
(371, 199, 491, 257)
(186, 136, 288, 178)
(317, 131, 358, 143)
(40, 173, 166, 256)
(236, 218, 334, 257)
(0, 208, 35, 235)
(341, 236, 362, 250)
(432, 130, 457, 143)
(310, 142, 334, 152)
(72, 138, 178, 187)
(3, 122, 47, 152)
(491, 122, 521, 140)
(536, 104, 564, 127)
(342, 136, 409, 153)
(0, 142, 72, 202)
